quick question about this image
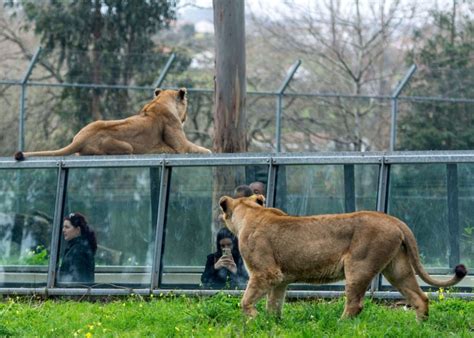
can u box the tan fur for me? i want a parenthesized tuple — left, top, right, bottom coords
(14, 88, 211, 160)
(219, 195, 467, 321)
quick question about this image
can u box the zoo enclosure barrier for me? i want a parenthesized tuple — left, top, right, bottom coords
(1, 47, 474, 154)
(0, 151, 473, 298)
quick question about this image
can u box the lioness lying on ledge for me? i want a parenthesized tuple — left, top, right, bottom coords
(14, 88, 211, 161)
(219, 195, 467, 321)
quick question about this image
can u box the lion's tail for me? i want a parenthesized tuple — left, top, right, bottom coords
(14, 142, 82, 161)
(396, 218, 467, 287)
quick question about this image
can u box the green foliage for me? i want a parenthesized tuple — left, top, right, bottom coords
(399, 6, 474, 150)
(0, 295, 472, 336)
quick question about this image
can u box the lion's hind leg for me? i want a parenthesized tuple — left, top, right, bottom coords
(382, 250, 429, 321)
(342, 272, 374, 319)
(97, 138, 134, 155)
(342, 257, 383, 319)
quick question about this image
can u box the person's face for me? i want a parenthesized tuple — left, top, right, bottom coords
(219, 238, 233, 251)
(63, 220, 81, 241)
(250, 183, 265, 196)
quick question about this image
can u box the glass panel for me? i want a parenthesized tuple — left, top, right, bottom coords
(161, 165, 267, 289)
(0, 169, 57, 287)
(57, 167, 157, 287)
(388, 164, 448, 268)
(275, 164, 379, 216)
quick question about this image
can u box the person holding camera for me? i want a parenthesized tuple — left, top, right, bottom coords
(201, 227, 248, 289)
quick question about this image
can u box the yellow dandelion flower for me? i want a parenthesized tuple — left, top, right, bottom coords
(85, 332, 93, 338)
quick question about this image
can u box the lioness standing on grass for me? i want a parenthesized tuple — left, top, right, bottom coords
(219, 194, 467, 321)
(14, 88, 211, 161)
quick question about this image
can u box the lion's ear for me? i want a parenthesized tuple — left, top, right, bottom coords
(219, 196, 233, 214)
(249, 194, 265, 206)
(154, 88, 162, 97)
(178, 88, 187, 101)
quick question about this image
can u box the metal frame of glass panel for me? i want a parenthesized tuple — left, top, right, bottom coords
(0, 151, 472, 299)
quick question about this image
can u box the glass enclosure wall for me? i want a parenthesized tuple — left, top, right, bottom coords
(0, 152, 472, 295)
(0, 169, 57, 287)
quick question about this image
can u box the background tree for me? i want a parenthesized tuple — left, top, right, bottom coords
(398, 0, 474, 150)
(4, 0, 185, 149)
(248, 0, 419, 151)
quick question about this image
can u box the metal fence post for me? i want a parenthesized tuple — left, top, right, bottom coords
(153, 53, 176, 89)
(370, 156, 390, 293)
(151, 162, 171, 290)
(275, 60, 301, 152)
(447, 163, 460, 268)
(265, 157, 277, 207)
(18, 47, 42, 152)
(46, 162, 68, 289)
(390, 64, 417, 151)
(343, 164, 355, 213)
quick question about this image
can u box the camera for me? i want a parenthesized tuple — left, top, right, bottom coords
(222, 247, 231, 257)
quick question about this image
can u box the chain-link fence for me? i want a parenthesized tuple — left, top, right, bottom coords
(1, 47, 473, 156)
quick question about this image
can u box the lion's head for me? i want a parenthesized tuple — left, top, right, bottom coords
(141, 88, 188, 123)
(219, 194, 265, 234)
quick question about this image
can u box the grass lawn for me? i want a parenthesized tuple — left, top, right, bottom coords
(0, 293, 473, 337)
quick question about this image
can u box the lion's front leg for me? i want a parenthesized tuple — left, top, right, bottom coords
(241, 276, 271, 318)
(266, 283, 288, 318)
(164, 125, 211, 154)
(188, 142, 212, 154)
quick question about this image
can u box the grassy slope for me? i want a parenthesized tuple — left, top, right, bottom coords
(0, 294, 473, 337)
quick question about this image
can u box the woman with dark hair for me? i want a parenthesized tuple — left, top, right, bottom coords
(58, 212, 97, 283)
(201, 227, 248, 289)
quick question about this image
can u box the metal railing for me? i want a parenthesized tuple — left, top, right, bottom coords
(0, 151, 472, 298)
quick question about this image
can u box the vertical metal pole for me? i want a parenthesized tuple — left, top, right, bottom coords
(370, 157, 390, 293)
(276, 94, 283, 153)
(447, 163, 460, 267)
(343, 164, 355, 212)
(151, 162, 171, 289)
(18, 47, 42, 151)
(47, 162, 68, 288)
(275, 60, 301, 152)
(153, 53, 176, 89)
(149, 167, 161, 237)
(265, 158, 277, 207)
(390, 98, 398, 152)
(389, 64, 417, 151)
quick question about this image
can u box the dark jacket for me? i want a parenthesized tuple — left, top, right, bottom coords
(201, 252, 248, 289)
(58, 236, 95, 283)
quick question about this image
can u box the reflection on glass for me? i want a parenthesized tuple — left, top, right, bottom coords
(58, 167, 157, 287)
(161, 165, 266, 288)
(275, 164, 378, 216)
(0, 169, 56, 287)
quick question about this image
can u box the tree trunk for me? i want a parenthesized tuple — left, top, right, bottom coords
(211, 0, 247, 243)
(213, 0, 246, 153)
